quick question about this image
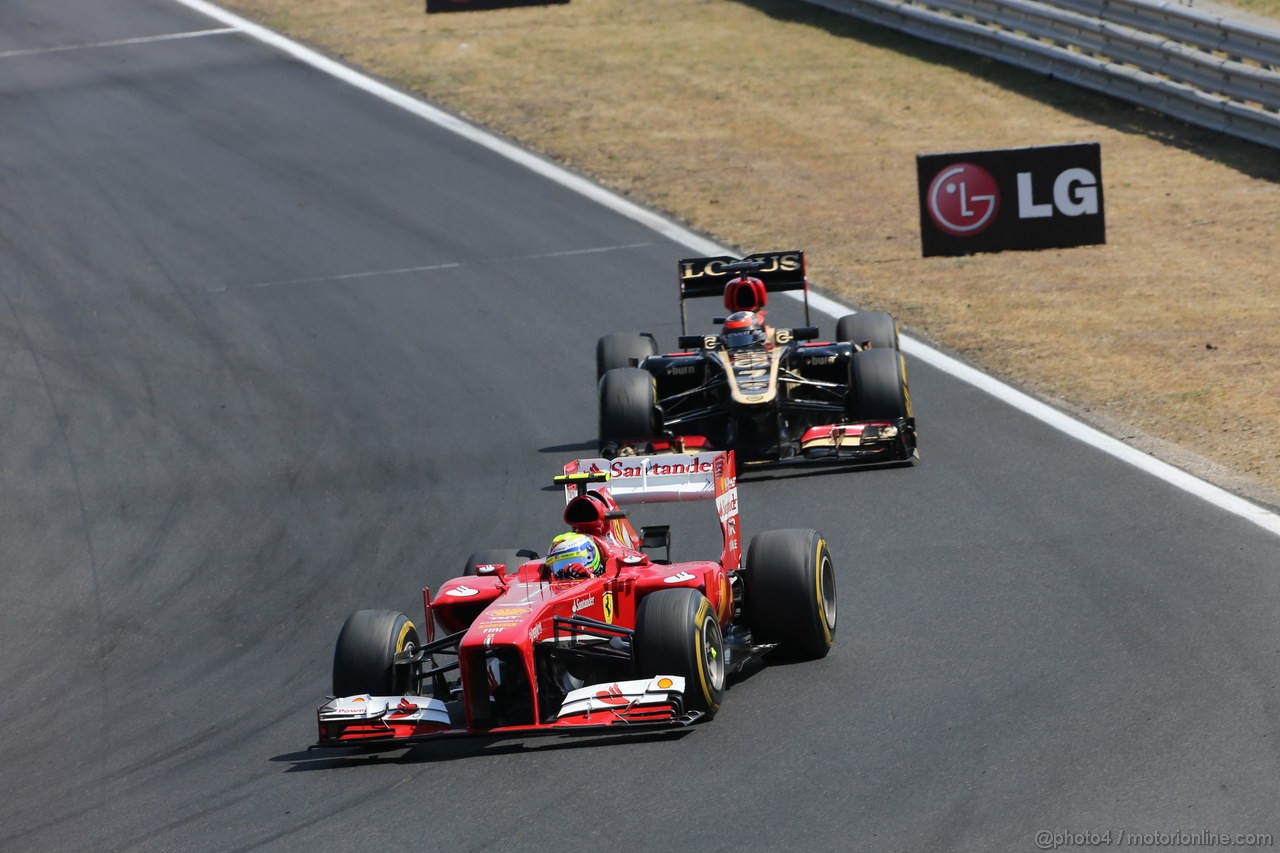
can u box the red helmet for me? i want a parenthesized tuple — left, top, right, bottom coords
(723, 311, 766, 348)
(724, 276, 768, 313)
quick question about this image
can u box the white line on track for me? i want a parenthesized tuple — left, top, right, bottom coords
(214, 263, 463, 293)
(173, 0, 1280, 538)
(0, 28, 236, 59)
(214, 243, 654, 292)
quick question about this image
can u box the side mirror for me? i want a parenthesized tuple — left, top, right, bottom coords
(475, 563, 508, 578)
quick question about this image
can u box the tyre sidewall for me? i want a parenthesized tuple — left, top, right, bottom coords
(743, 529, 836, 658)
(635, 588, 725, 718)
(597, 333, 659, 379)
(599, 367, 658, 446)
(332, 609, 420, 696)
(836, 311, 899, 351)
(849, 346, 910, 421)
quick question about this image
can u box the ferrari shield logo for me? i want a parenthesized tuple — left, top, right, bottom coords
(603, 592, 615, 624)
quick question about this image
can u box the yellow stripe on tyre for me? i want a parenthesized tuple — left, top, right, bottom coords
(899, 353, 912, 417)
(396, 620, 416, 653)
(814, 539, 833, 648)
(693, 599, 720, 712)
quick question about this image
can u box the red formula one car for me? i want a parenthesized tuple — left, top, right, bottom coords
(315, 450, 836, 748)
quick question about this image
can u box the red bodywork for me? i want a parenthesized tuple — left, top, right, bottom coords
(317, 451, 742, 746)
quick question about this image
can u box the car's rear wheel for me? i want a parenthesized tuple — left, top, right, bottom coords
(743, 529, 836, 659)
(462, 548, 540, 576)
(596, 333, 659, 380)
(849, 347, 910, 421)
(836, 311, 899, 351)
(634, 588, 725, 719)
(332, 610, 420, 697)
(599, 367, 659, 450)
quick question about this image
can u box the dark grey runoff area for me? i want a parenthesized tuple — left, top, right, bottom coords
(1, 1, 1277, 851)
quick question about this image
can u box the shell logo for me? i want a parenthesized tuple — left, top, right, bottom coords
(656, 677, 674, 689)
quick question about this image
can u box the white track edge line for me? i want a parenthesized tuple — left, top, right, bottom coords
(0, 28, 236, 59)
(171, 0, 1280, 538)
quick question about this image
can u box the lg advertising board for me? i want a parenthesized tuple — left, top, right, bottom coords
(917, 143, 1105, 257)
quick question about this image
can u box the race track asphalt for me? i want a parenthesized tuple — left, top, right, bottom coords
(2, 2, 1278, 851)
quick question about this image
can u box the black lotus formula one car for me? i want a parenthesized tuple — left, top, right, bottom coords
(596, 250, 916, 466)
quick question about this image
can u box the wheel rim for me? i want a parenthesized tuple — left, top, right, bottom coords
(819, 553, 837, 632)
(701, 615, 726, 692)
(393, 623, 417, 694)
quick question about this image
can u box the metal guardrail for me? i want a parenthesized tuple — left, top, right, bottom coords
(798, 0, 1280, 149)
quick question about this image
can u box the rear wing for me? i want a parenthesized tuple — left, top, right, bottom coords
(676, 250, 808, 333)
(562, 451, 741, 571)
(561, 452, 731, 504)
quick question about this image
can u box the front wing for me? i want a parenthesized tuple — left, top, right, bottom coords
(314, 676, 698, 748)
(614, 416, 916, 466)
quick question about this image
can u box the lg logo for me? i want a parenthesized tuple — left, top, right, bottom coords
(926, 163, 1000, 236)
(917, 142, 1105, 257)
(1016, 168, 1099, 219)
(928, 164, 1100, 236)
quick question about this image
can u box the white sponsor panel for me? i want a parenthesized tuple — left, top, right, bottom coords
(555, 677, 686, 719)
(320, 695, 450, 726)
(445, 585, 479, 597)
(663, 571, 696, 584)
(564, 452, 726, 505)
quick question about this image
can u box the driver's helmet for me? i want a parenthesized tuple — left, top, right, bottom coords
(545, 532, 603, 579)
(723, 311, 767, 348)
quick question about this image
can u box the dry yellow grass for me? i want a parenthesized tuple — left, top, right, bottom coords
(222, 0, 1280, 506)
(1221, 0, 1280, 17)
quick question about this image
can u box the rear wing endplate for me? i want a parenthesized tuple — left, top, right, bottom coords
(676, 250, 808, 333)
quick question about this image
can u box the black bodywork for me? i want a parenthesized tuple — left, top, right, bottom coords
(599, 250, 916, 466)
(635, 331, 913, 464)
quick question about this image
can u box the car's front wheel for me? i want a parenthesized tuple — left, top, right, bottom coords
(849, 347, 910, 422)
(634, 588, 725, 718)
(332, 609, 420, 697)
(599, 366, 659, 451)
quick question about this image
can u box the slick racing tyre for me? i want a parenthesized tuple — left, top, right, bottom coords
(462, 548, 539, 576)
(743, 529, 836, 659)
(836, 311, 900, 352)
(599, 367, 659, 451)
(849, 347, 910, 422)
(634, 588, 726, 719)
(596, 333, 659, 380)
(332, 609, 420, 697)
